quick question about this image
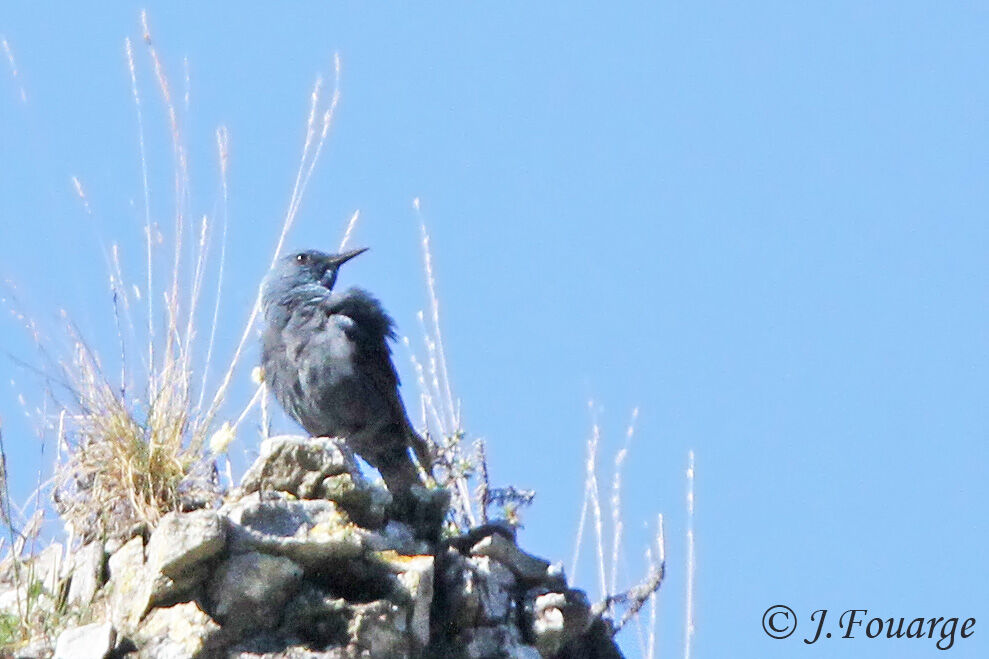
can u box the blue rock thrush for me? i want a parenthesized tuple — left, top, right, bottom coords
(260, 248, 431, 515)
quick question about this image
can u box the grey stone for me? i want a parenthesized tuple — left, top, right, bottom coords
(146, 510, 226, 579)
(223, 494, 367, 570)
(319, 471, 392, 528)
(148, 562, 209, 608)
(408, 485, 450, 541)
(526, 589, 593, 657)
(134, 601, 222, 659)
(279, 584, 351, 648)
(348, 599, 409, 658)
(207, 551, 303, 632)
(31, 543, 64, 595)
(468, 556, 516, 624)
(364, 521, 430, 556)
(470, 533, 550, 583)
(227, 646, 353, 658)
(65, 541, 106, 607)
(382, 554, 433, 646)
(12, 636, 52, 659)
(53, 622, 116, 659)
(0, 583, 29, 615)
(439, 549, 480, 632)
(241, 436, 354, 499)
(459, 625, 538, 659)
(107, 536, 151, 632)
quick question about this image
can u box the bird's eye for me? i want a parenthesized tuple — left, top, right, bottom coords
(296, 253, 309, 264)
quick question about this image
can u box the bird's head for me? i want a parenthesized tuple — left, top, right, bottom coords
(262, 247, 368, 319)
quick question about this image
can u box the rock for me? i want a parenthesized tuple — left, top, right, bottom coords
(146, 510, 226, 579)
(107, 536, 151, 632)
(53, 622, 116, 659)
(459, 626, 540, 659)
(31, 436, 630, 658)
(319, 471, 392, 528)
(223, 494, 366, 570)
(148, 562, 210, 608)
(279, 584, 351, 649)
(378, 553, 434, 646)
(241, 436, 353, 499)
(134, 601, 222, 659)
(0, 583, 29, 615)
(348, 599, 409, 658)
(141, 509, 225, 608)
(436, 552, 517, 644)
(31, 543, 64, 595)
(207, 551, 303, 632)
(364, 521, 430, 556)
(438, 549, 481, 633)
(526, 589, 593, 657)
(11, 636, 52, 659)
(407, 485, 450, 541)
(65, 541, 106, 607)
(469, 557, 516, 624)
(471, 532, 550, 583)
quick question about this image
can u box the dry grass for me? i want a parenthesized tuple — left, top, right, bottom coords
(570, 403, 696, 659)
(1, 12, 348, 547)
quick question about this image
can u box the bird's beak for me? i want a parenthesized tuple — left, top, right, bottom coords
(328, 247, 369, 267)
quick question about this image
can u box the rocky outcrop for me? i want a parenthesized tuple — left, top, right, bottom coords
(7, 436, 622, 658)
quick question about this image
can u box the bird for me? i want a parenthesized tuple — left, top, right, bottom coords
(260, 247, 432, 517)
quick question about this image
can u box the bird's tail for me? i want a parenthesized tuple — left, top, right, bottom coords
(406, 425, 435, 483)
(358, 421, 431, 492)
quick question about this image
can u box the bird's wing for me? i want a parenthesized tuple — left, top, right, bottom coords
(322, 288, 402, 394)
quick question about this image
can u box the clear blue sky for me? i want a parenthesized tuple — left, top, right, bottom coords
(2, 3, 988, 657)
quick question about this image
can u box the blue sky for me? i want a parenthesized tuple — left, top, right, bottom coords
(2, 3, 988, 657)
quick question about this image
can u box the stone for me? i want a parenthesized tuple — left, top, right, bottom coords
(364, 521, 430, 556)
(319, 471, 392, 528)
(526, 589, 593, 657)
(438, 549, 480, 633)
(12, 636, 52, 659)
(379, 553, 434, 646)
(470, 533, 550, 583)
(241, 436, 354, 499)
(65, 541, 106, 607)
(459, 625, 539, 659)
(141, 509, 225, 608)
(408, 485, 450, 541)
(145, 510, 226, 579)
(223, 494, 366, 570)
(348, 599, 409, 658)
(134, 601, 222, 659)
(468, 556, 516, 624)
(53, 622, 116, 659)
(31, 543, 64, 595)
(107, 536, 151, 632)
(148, 562, 209, 608)
(0, 583, 29, 615)
(207, 551, 303, 632)
(279, 584, 351, 649)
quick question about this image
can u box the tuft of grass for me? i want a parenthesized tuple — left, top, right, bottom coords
(51, 332, 215, 542)
(29, 12, 346, 546)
